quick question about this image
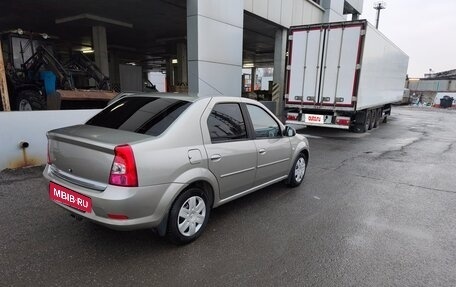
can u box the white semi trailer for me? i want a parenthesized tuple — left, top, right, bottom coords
(284, 20, 409, 132)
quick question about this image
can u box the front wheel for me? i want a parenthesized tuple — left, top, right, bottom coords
(167, 187, 210, 244)
(287, 153, 307, 187)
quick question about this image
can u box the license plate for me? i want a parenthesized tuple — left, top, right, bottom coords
(49, 182, 92, 213)
(304, 114, 325, 124)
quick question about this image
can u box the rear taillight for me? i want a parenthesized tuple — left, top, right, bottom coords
(109, 145, 138, 187)
(336, 116, 351, 126)
(287, 112, 299, 121)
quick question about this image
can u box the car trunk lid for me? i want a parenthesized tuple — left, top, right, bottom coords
(47, 124, 150, 189)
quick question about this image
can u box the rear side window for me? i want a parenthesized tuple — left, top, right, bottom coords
(86, 97, 192, 136)
(207, 103, 247, 142)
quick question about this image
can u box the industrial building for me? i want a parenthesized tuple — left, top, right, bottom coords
(406, 69, 456, 107)
(0, 0, 363, 170)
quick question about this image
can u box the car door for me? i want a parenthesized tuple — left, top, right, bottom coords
(204, 102, 257, 200)
(245, 104, 292, 186)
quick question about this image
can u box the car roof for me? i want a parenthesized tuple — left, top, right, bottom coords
(115, 93, 259, 104)
(118, 92, 200, 102)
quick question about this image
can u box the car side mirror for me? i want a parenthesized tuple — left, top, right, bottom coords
(284, 126, 296, 137)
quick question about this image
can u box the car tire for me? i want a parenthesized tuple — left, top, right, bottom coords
(286, 153, 307, 187)
(167, 187, 210, 244)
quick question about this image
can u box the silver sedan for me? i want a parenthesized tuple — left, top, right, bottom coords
(43, 94, 310, 244)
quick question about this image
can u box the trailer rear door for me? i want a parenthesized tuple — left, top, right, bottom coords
(287, 28, 324, 105)
(286, 22, 365, 108)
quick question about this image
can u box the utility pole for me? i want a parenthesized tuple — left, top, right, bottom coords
(373, 1, 386, 29)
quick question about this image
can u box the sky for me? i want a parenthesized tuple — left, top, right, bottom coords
(359, 0, 456, 78)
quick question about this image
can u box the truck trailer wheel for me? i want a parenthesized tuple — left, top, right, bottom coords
(352, 111, 368, 133)
(15, 90, 46, 111)
(373, 109, 382, 128)
(365, 110, 372, 131)
(367, 110, 375, 130)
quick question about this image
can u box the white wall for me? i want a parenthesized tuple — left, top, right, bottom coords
(408, 79, 456, 92)
(0, 110, 99, 171)
(244, 0, 324, 27)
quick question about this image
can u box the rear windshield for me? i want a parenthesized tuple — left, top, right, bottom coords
(86, 97, 192, 136)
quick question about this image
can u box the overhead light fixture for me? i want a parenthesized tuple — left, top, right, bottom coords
(126, 62, 136, 66)
(243, 63, 254, 68)
(81, 49, 94, 54)
(41, 33, 49, 39)
(172, 59, 178, 64)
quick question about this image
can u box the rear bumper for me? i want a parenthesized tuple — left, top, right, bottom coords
(43, 164, 185, 231)
(286, 120, 350, 130)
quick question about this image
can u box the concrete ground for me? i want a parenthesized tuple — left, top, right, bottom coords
(1, 106, 455, 286)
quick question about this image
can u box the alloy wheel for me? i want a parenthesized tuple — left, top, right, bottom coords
(177, 196, 206, 237)
(294, 157, 306, 183)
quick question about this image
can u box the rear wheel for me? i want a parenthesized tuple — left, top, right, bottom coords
(167, 187, 210, 244)
(352, 111, 367, 133)
(287, 153, 307, 187)
(15, 90, 46, 111)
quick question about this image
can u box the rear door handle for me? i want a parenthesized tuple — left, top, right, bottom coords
(258, 148, 266, 155)
(210, 154, 222, 161)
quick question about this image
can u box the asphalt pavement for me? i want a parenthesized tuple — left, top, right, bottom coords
(1, 106, 455, 286)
